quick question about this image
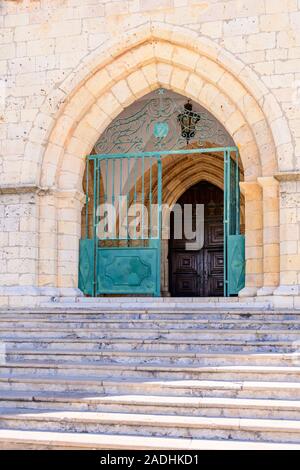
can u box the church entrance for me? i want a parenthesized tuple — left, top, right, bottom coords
(169, 181, 224, 297)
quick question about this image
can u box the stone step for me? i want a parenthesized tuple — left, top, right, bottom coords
(3, 350, 300, 368)
(39, 300, 273, 310)
(4, 350, 297, 366)
(2, 362, 300, 381)
(1, 409, 300, 442)
(1, 429, 299, 450)
(3, 341, 298, 360)
(2, 373, 300, 398)
(1, 319, 300, 330)
(4, 330, 300, 344)
(3, 347, 299, 366)
(2, 329, 300, 342)
(1, 392, 300, 419)
(2, 309, 300, 321)
(5, 349, 218, 366)
(2, 308, 300, 449)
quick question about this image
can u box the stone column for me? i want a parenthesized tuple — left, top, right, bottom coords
(38, 190, 58, 291)
(257, 177, 280, 296)
(56, 189, 85, 293)
(274, 172, 300, 297)
(239, 181, 263, 297)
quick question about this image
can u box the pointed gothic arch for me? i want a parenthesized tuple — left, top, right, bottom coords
(32, 24, 283, 294)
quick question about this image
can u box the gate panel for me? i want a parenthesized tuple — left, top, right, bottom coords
(89, 154, 162, 297)
(97, 242, 160, 296)
(227, 234, 245, 295)
(78, 239, 95, 296)
(224, 149, 245, 296)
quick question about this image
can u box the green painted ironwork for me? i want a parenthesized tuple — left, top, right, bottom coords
(94, 89, 234, 154)
(97, 246, 160, 295)
(223, 148, 245, 296)
(227, 235, 245, 295)
(80, 153, 162, 296)
(79, 145, 244, 296)
(78, 239, 94, 296)
(89, 147, 238, 159)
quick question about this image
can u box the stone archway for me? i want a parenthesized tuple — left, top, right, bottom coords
(33, 24, 285, 297)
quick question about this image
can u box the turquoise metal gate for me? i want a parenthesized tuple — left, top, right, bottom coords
(224, 148, 245, 296)
(79, 153, 162, 297)
(79, 147, 245, 297)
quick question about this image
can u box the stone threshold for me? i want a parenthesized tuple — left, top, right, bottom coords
(42, 295, 300, 310)
(1, 288, 300, 309)
(1, 295, 300, 309)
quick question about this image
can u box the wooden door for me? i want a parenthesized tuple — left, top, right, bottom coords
(169, 181, 224, 297)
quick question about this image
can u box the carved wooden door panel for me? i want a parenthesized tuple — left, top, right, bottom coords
(170, 251, 200, 297)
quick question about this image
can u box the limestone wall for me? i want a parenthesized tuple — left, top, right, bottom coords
(0, 0, 300, 305)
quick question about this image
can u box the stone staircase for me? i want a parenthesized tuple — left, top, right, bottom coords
(0, 306, 300, 449)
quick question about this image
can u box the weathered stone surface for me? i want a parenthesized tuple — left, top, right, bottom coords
(0, 0, 299, 301)
(1, 306, 300, 448)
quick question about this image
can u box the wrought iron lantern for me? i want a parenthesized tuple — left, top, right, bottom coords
(177, 100, 201, 144)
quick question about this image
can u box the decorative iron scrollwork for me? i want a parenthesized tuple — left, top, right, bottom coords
(94, 89, 233, 154)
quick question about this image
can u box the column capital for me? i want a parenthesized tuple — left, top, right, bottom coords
(257, 177, 279, 202)
(257, 176, 279, 188)
(239, 181, 262, 199)
(55, 189, 86, 205)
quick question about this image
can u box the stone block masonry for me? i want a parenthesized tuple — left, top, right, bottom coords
(0, 0, 300, 307)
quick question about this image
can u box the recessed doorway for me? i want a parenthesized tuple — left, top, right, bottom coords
(169, 181, 224, 297)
